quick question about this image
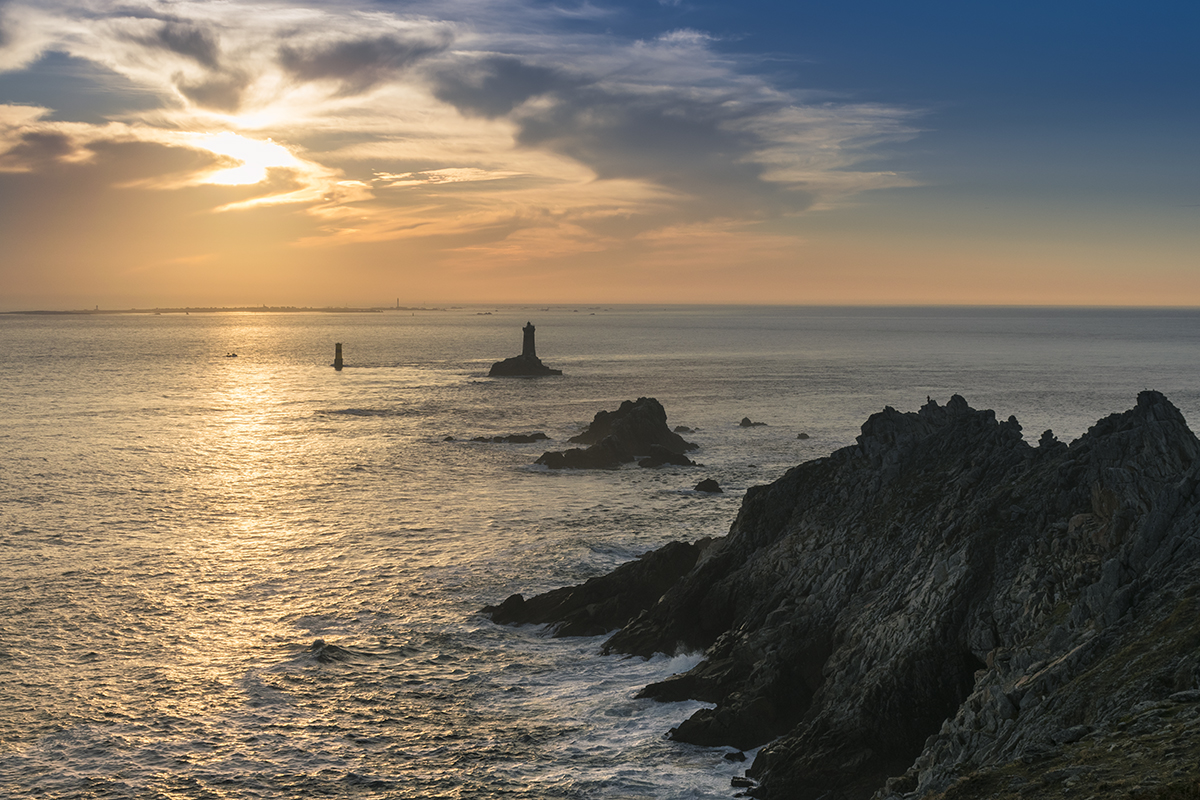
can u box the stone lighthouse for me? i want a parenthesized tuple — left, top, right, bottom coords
(522, 322, 537, 358)
(488, 322, 562, 377)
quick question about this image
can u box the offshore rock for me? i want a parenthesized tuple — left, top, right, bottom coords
(470, 432, 551, 443)
(535, 439, 627, 470)
(488, 353, 562, 377)
(638, 444, 697, 469)
(497, 391, 1200, 799)
(536, 397, 698, 470)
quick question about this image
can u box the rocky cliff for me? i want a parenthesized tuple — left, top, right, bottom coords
(488, 392, 1200, 799)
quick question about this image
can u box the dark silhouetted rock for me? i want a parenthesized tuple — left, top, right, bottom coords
(482, 539, 713, 637)
(695, 478, 723, 493)
(535, 439, 627, 470)
(675, 425, 695, 433)
(537, 397, 697, 470)
(569, 398, 698, 450)
(639, 444, 697, 468)
(796, 432, 810, 440)
(739, 417, 767, 427)
(470, 432, 551, 443)
(494, 391, 1200, 800)
(489, 322, 562, 376)
(488, 354, 562, 377)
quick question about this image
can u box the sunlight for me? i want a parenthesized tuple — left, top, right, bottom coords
(187, 131, 303, 186)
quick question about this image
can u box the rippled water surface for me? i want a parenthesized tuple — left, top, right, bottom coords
(2, 305, 1198, 798)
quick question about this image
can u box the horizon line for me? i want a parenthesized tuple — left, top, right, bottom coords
(5, 302, 1200, 315)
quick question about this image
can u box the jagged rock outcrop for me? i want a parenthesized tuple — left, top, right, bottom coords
(492, 392, 1200, 799)
(536, 397, 698, 470)
(482, 539, 713, 637)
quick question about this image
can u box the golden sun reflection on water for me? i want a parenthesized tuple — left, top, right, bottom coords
(157, 357, 332, 675)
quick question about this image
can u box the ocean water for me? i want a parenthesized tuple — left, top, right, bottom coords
(1, 305, 1198, 799)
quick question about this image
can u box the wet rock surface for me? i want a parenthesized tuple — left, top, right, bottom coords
(494, 391, 1200, 799)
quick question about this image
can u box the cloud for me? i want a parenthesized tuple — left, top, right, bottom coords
(279, 32, 452, 96)
(0, 103, 346, 213)
(0, 104, 95, 169)
(0, 129, 75, 169)
(126, 21, 255, 111)
(431, 55, 575, 118)
(174, 70, 251, 112)
(140, 22, 221, 69)
(0, 0, 920, 262)
(375, 167, 521, 187)
(0, 1, 56, 71)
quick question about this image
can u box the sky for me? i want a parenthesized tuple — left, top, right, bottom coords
(0, 0, 1197, 309)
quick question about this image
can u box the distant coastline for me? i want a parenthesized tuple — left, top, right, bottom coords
(2, 306, 443, 315)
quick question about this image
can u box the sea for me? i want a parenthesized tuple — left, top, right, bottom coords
(2, 305, 1198, 799)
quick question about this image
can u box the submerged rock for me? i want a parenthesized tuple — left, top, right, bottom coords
(536, 397, 697, 470)
(739, 417, 767, 427)
(492, 391, 1200, 799)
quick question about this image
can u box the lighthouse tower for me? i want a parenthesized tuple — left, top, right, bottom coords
(522, 322, 537, 358)
(488, 321, 562, 376)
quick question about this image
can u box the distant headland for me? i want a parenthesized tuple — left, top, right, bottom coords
(2, 306, 444, 315)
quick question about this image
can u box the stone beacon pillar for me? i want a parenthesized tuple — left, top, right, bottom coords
(522, 322, 536, 359)
(333, 343, 344, 371)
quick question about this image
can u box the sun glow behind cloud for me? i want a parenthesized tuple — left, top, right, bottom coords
(188, 132, 300, 186)
(0, 0, 940, 306)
